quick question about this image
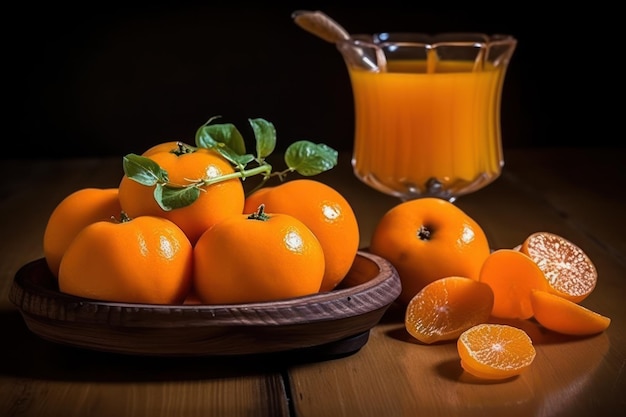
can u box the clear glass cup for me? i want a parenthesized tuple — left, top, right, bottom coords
(337, 32, 517, 202)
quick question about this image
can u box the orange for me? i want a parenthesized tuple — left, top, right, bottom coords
(243, 179, 359, 292)
(520, 231, 597, 303)
(58, 213, 193, 304)
(405, 276, 494, 344)
(530, 289, 611, 336)
(118, 144, 245, 245)
(244, 185, 273, 206)
(457, 323, 536, 380)
(193, 205, 325, 304)
(43, 188, 122, 278)
(370, 197, 491, 305)
(479, 249, 549, 319)
(141, 140, 195, 157)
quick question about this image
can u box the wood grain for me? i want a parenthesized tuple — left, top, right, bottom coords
(1, 149, 625, 417)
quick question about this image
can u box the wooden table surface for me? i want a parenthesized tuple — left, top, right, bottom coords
(1, 147, 624, 417)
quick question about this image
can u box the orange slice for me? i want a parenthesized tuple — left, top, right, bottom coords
(405, 276, 494, 344)
(520, 232, 597, 303)
(479, 249, 548, 319)
(530, 290, 611, 336)
(457, 323, 536, 380)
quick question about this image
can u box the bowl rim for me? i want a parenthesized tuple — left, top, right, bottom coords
(10, 251, 401, 328)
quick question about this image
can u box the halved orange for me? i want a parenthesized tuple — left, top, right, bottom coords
(457, 323, 536, 380)
(405, 276, 494, 344)
(479, 249, 549, 319)
(520, 232, 597, 303)
(530, 290, 611, 336)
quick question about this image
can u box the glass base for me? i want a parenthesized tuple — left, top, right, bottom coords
(355, 171, 501, 203)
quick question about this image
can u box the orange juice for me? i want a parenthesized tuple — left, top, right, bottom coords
(349, 60, 506, 199)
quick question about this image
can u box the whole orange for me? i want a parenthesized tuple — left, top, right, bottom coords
(369, 198, 491, 305)
(118, 144, 245, 245)
(193, 206, 325, 304)
(141, 140, 195, 157)
(243, 179, 360, 292)
(43, 188, 122, 278)
(58, 214, 193, 304)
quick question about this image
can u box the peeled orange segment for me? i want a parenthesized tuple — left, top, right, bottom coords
(479, 249, 549, 319)
(520, 232, 597, 303)
(405, 276, 494, 344)
(457, 323, 536, 380)
(530, 290, 611, 336)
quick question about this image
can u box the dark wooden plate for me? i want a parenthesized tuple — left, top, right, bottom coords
(9, 251, 400, 358)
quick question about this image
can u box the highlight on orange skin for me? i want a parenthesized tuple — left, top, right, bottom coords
(530, 289, 611, 336)
(479, 249, 549, 320)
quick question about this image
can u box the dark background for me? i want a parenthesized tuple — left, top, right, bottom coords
(8, 2, 618, 159)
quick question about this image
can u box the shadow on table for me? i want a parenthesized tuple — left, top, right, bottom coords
(0, 309, 368, 382)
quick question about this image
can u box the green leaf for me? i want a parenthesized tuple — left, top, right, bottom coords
(213, 146, 256, 169)
(154, 184, 201, 211)
(195, 122, 247, 155)
(123, 117, 339, 213)
(250, 118, 276, 159)
(284, 141, 338, 176)
(123, 154, 169, 186)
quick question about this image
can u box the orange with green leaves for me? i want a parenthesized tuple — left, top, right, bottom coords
(118, 143, 245, 245)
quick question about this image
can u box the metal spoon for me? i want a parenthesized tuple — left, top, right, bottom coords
(291, 10, 384, 72)
(291, 10, 351, 43)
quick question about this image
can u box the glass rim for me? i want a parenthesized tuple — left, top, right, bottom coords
(343, 32, 517, 49)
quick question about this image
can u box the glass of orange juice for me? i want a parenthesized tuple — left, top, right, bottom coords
(336, 33, 517, 202)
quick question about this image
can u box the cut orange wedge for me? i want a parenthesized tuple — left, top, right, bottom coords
(404, 276, 494, 344)
(520, 232, 597, 303)
(530, 289, 611, 336)
(479, 249, 548, 319)
(457, 323, 536, 380)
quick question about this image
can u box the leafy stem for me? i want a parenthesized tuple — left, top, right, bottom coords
(122, 116, 338, 211)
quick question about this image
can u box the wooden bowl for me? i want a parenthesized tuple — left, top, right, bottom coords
(9, 251, 400, 358)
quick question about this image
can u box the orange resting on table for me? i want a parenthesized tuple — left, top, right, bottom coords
(244, 179, 359, 292)
(530, 289, 611, 336)
(405, 276, 494, 344)
(478, 249, 548, 320)
(520, 231, 597, 303)
(457, 323, 536, 380)
(370, 197, 491, 305)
